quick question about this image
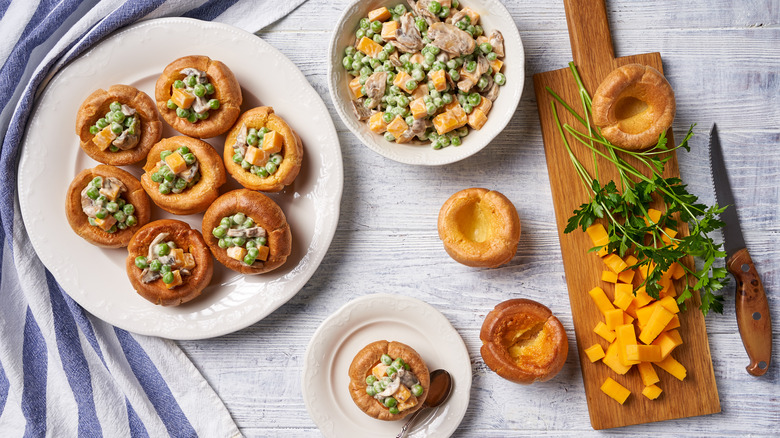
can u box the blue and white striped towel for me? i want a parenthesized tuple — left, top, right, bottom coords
(0, 0, 306, 436)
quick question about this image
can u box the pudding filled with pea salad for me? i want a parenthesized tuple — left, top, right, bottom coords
(348, 340, 430, 421)
(212, 212, 270, 267)
(141, 136, 226, 215)
(126, 219, 213, 306)
(343, 1, 507, 149)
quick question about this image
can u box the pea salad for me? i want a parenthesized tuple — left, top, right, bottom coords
(148, 146, 201, 195)
(165, 68, 220, 124)
(211, 213, 270, 266)
(230, 124, 285, 178)
(90, 101, 140, 152)
(134, 233, 196, 288)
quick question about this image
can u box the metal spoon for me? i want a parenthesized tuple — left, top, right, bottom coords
(396, 369, 453, 438)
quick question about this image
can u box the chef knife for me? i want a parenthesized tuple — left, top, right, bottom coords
(709, 124, 772, 376)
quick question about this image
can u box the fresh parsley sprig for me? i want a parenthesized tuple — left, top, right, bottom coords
(547, 62, 727, 316)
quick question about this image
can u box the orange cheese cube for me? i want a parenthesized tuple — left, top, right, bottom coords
(636, 303, 657, 328)
(165, 270, 183, 289)
(476, 35, 489, 46)
(625, 300, 639, 319)
(613, 283, 634, 311)
(617, 269, 635, 284)
(593, 321, 616, 343)
(637, 361, 660, 386)
(445, 101, 467, 126)
(170, 248, 185, 266)
(657, 296, 680, 314)
(633, 286, 655, 308)
(624, 255, 638, 267)
(603, 253, 628, 274)
(652, 329, 683, 358)
(411, 83, 429, 100)
(262, 130, 283, 154)
(638, 261, 656, 279)
(656, 355, 687, 381)
(602, 342, 632, 375)
(602, 270, 618, 283)
(489, 58, 504, 74)
(386, 115, 410, 141)
(585, 223, 609, 247)
(381, 21, 399, 40)
(642, 384, 663, 400)
(671, 262, 686, 280)
(99, 182, 122, 201)
(356, 37, 383, 58)
(226, 246, 248, 262)
(623, 312, 635, 325)
(371, 363, 389, 379)
(182, 253, 196, 270)
(645, 208, 663, 227)
(165, 151, 187, 174)
(171, 87, 195, 109)
(616, 324, 640, 366)
(394, 384, 412, 403)
(349, 76, 364, 98)
(393, 71, 415, 94)
(92, 126, 117, 151)
(396, 394, 418, 412)
(467, 108, 487, 130)
(367, 6, 391, 22)
(585, 344, 606, 362)
(662, 314, 680, 332)
(256, 245, 269, 262)
(368, 112, 388, 133)
(432, 111, 460, 135)
(94, 215, 117, 231)
(244, 146, 268, 167)
(410, 52, 425, 65)
(605, 308, 624, 331)
(588, 286, 615, 315)
(428, 69, 447, 91)
(661, 227, 678, 246)
(410, 97, 428, 119)
(461, 7, 480, 25)
(601, 377, 630, 404)
(639, 305, 675, 345)
(626, 344, 662, 363)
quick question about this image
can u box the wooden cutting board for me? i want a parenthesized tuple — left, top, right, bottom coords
(532, 0, 721, 430)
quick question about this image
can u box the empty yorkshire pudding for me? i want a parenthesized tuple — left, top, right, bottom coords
(76, 84, 162, 165)
(65, 165, 151, 248)
(480, 299, 568, 384)
(140, 136, 226, 215)
(126, 219, 213, 306)
(347, 340, 430, 421)
(224, 106, 304, 192)
(591, 63, 676, 151)
(202, 189, 291, 275)
(438, 188, 521, 268)
(155, 55, 242, 138)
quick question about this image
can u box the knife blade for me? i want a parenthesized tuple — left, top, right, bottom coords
(709, 124, 772, 376)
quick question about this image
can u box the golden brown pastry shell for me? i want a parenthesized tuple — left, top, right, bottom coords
(140, 136, 226, 215)
(438, 188, 521, 268)
(591, 63, 676, 151)
(480, 299, 568, 384)
(201, 189, 291, 274)
(75, 84, 162, 165)
(155, 55, 242, 138)
(347, 340, 430, 421)
(223, 106, 303, 192)
(65, 165, 151, 248)
(125, 219, 213, 306)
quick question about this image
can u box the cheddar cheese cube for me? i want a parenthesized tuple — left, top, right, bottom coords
(245, 146, 268, 167)
(393, 71, 415, 94)
(182, 253, 196, 270)
(256, 245, 269, 262)
(626, 344, 662, 363)
(386, 115, 409, 140)
(367, 6, 391, 22)
(602, 341, 632, 375)
(349, 76, 364, 98)
(356, 37, 383, 58)
(652, 329, 683, 358)
(396, 394, 418, 412)
(372, 363, 389, 379)
(638, 305, 675, 345)
(410, 97, 428, 119)
(92, 126, 117, 151)
(489, 58, 503, 74)
(617, 269, 635, 284)
(593, 321, 616, 343)
(226, 246, 248, 262)
(601, 377, 630, 404)
(428, 69, 447, 91)
(394, 384, 412, 403)
(602, 270, 619, 283)
(461, 7, 480, 25)
(467, 108, 488, 130)
(368, 112, 389, 133)
(637, 361, 660, 386)
(432, 111, 459, 135)
(262, 130, 283, 154)
(94, 215, 117, 231)
(584, 344, 606, 362)
(171, 87, 194, 109)
(170, 248, 185, 266)
(588, 286, 614, 315)
(411, 83, 429, 100)
(165, 151, 188, 174)
(445, 101, 468, 126)
(642, 384, 663, 400)
(99, 182, 121, 201)
(603, 253, 628, 274)
(616, 324, 640, 366)
(656, 355, 687, 381)
(165, 270, 183, 289)
(605, 308, 624, 331)
(381, 21, 399, 41)
(410, 52, 425, 65)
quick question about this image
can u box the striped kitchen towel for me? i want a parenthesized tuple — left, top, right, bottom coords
(0, 0, 306, 436)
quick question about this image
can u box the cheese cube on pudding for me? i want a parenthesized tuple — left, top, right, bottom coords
(165, 270, 183, 289)
(226, 246, 247, 262)
(371, 363, 389, 379)
(396, 394, 418, 412)
(256, 245, 269, 261)
(182, 253, 196, 270)
(94, 215, 117, 231)
(164, 151, 187, 174)
(262, 130, 283, 154)
(171, 88, 194, 109)
(244, 146, 268, 166)
(93, 126, 117, 151)
(170, 248, 185, 266)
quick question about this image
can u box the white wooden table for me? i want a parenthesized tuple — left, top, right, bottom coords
(178, 1, 780, 435)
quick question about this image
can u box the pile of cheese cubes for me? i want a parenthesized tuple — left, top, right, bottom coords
(583, 220, 687, 405)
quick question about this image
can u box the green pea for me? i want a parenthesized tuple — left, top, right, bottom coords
(218, 238, 229, 249)
(373, 381, 383, 393)
(162, 272, 174, 284)
(232, 153, 243, 163)
(89, 125, 99, 134)
(232, 213, 246, 225)
(174, 178, 187, 191)
(415, 16, 427, 32)
(405, 115, 414, 126)
(384, 397, 397, 408)
(185, 75, 197, 87)
(193, 84, 206, 97)
(355, 28, 365, 39)
(155, 243, 170, 256)
(86, 187, 99, 200)
(176, 107, 189, 118)
(479, 42, 493, 54)
(212, 226, 227, 238)
(220, 217, 232, 227)
(122, 204, 134, 216)
(388, 406, 400, 415)
(439, 6, 449, 17)
(270, 154, 282, 165)
(345, 46, 356, 57)
(451, 136, 462, 146)
(256, 237, 267, 247)
(173, 80, 185, 89)
(164, 171, 175, 182)
(182, 153, 196, 165)
(243, 254, 256, 265)
(106, 202, 118, 213)
(113, 211, 126, 223)
(370, 19, 382, 33)
(427, 1, 441, 14)
(384, 42, 395, 53)
(246, 133, 258, 146)
(382, 112, 394, 124)
(468, 93, 481, 106)
(205, 83, 215, 95)
(475, 25, 484, 37)
(107, 225, 118, 234)
(109, 101, 122, 112)
(465, 60, 477, 72)
(386, 366, 397, 378)
(487, 51, 498, 62)
(149, 260, 162, 271)
(88, 218, 97, 227)
(109, 145, 119, 152)
(477, 76, 489, 89)
(426, 102, 437, 115)
(233, 236, 247, 247)
(246, 240, 257, 249)
(110, 122, 123, 135)
(449, 68, 460, 81)
(466, 24, 476, 36)
(380, 354, 392, 366)
(132, 256, 147, 270)
(150, 172, 162, 183)
(96, 118, 109, 129)
(384, 132, 395, 142)
(208, 99, 220, 110)
(95, 209, 107, 219)
(366, 386, 377, 397)
(187, 112, 198, 123)
(396, 95, 409, 108)
(411, 384, 424, 397)
(359, 17, 370, 29)
(125, 215, 137, 227)
(456, 20, 467, 30)
(160, 264, 172, 275)
(495, 72, 506, 86)
(265, 162, 277, 174)
(342, 56, 352, 70)
(247, 247, 259, 258)
(111, 111, 125, 124)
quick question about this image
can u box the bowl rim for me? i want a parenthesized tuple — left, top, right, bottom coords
(327, 0, 525, 166)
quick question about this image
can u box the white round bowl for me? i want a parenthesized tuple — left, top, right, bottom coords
(328, 0, 525, 166)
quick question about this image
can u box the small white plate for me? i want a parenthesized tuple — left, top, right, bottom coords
(328, 0, 524, 165)
(17, 18, 343, 340)
(302, 294, 471, 438)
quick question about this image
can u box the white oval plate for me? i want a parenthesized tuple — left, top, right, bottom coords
(17, 18, 343, 340)
(302, 294, 471, 438)
(328, 0, 525, 165)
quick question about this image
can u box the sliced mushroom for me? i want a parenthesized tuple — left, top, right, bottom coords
(364, 71, 388, 109)
(396, 117, 429, 143)
(427, 22, 476, 56)
(120, 104, 136, 117)
(179, 68, 208, 84)
(409, 0, 440, 27)
(376, 375, 401, 397)
(140, 268, 162, 284)
(191, 95, 210, 114)
(457, 54, 490, 93)
(80, 188, 101, 217)
(244, 227, 267, 238)
(147, 232, 169, 260)
(394, 13, 423, 53)
(436, 52, 450, 64)
(389, 51, 403, 68)
(447, 10, 468, 25)
(488, 30, 505, 58)
(477, 71, 494, 94)
(483, 81, 500, 101)
(180, 161, 199, 182)
(351, 99, 372, 121)
(397, 368, 420, 388)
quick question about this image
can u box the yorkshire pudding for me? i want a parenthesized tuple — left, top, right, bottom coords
(202, 189, 291, 275)
(480, 299, 568, 384)
(224, 107, 303, 192)
(155, 55, 242, 138)
(126, 219, 213, 306)
(591, 64, 676, 151)
(140, 136, 226, 215)
(75, 84, 162, 165)
(65, 165, 151, 248)
(347, 340, 430, 421)
(438, 188, 521, 268)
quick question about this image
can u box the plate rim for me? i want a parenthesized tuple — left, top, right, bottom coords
(17, 17, 344, 340)
(301, 293, 472, 437)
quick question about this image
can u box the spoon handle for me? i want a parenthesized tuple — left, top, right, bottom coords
(396, 409, 425, 438)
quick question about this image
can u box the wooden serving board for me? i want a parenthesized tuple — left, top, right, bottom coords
(532, 0, 721, 430)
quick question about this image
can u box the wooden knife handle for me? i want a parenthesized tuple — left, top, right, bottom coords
(727, 248, 772, 376)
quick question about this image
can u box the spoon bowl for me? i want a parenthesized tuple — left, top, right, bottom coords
(396, 369, 453, 438)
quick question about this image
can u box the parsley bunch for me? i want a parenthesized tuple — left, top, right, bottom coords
(546, 63, 727, 316)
